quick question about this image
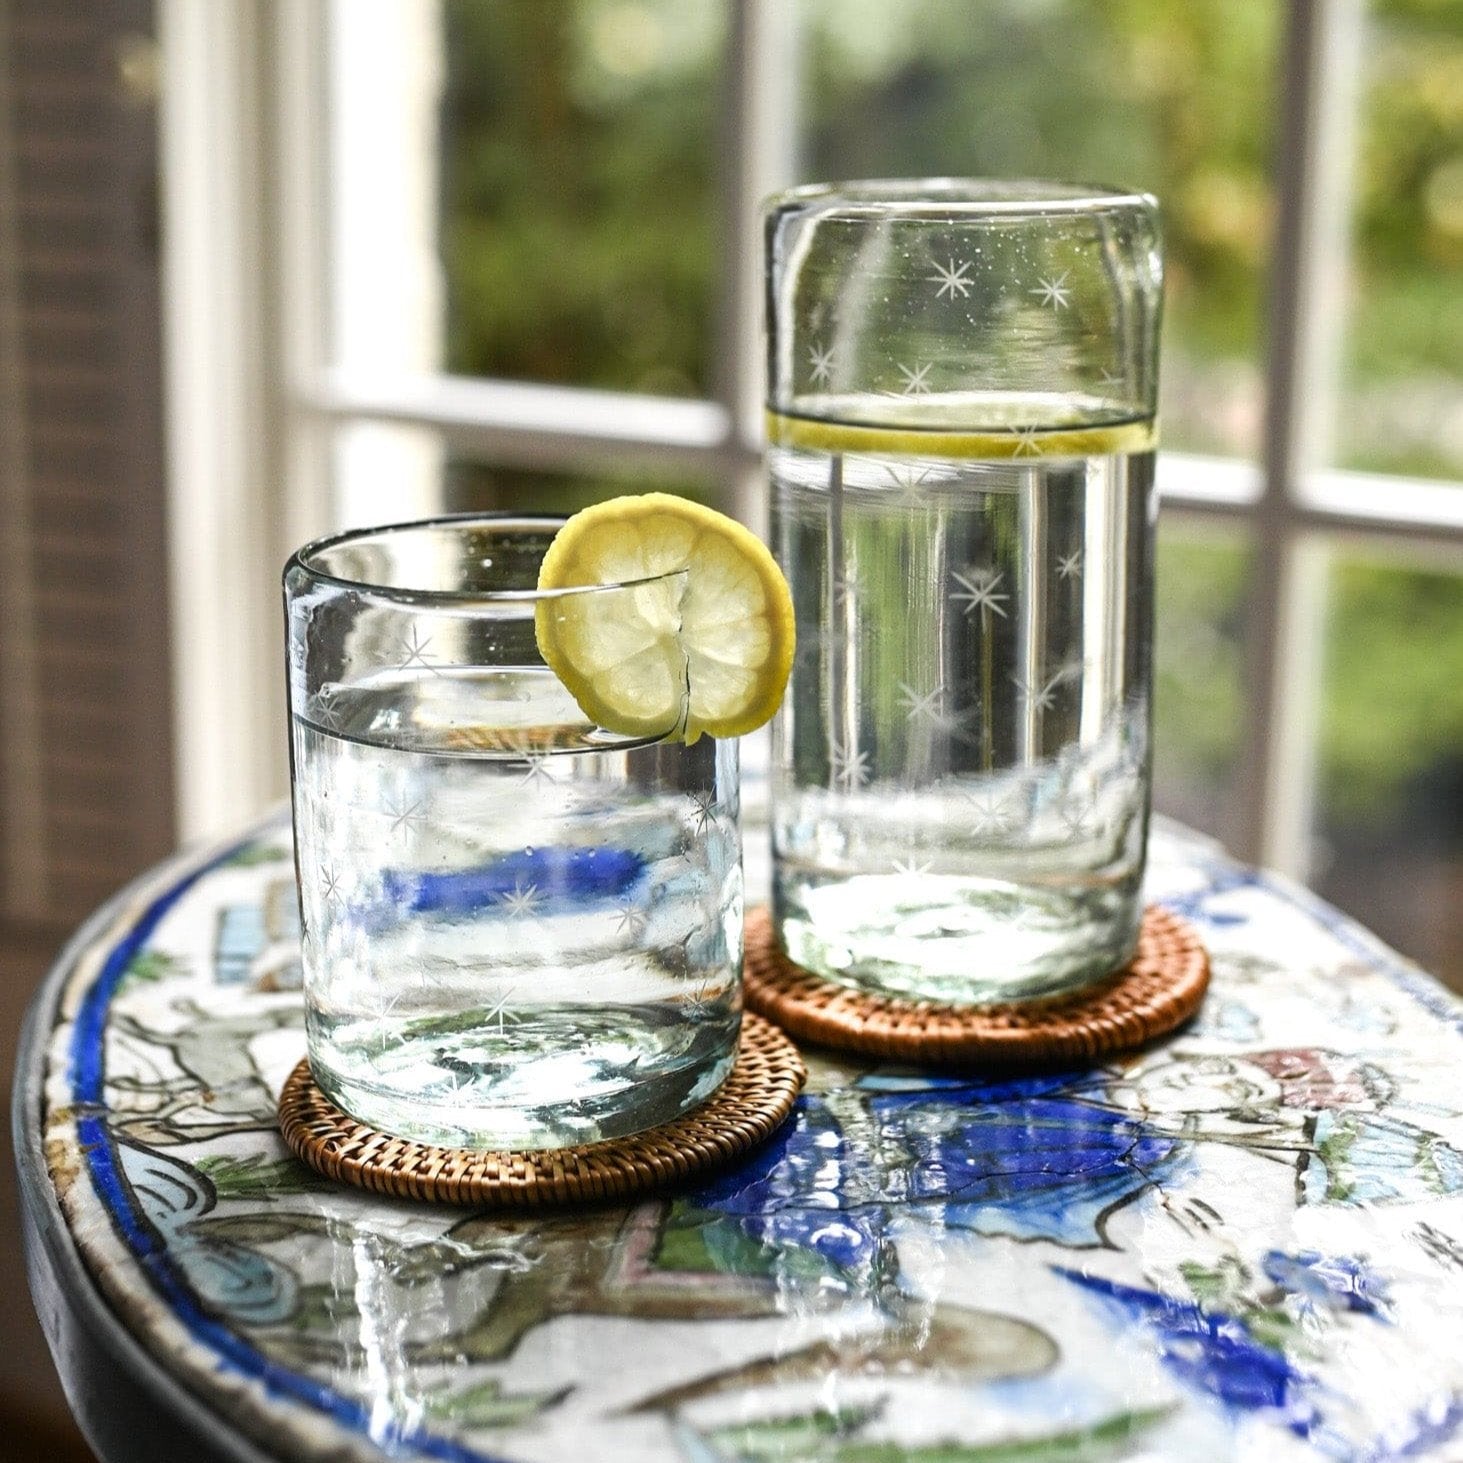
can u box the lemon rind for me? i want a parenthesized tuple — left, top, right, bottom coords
(535, 493, 795, 744)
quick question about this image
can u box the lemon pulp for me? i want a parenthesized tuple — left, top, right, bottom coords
(535, 493, 795, 744)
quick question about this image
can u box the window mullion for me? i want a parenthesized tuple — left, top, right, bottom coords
(271, 0, 334, 552)
(1235, 0, 1364, 875)
(718, 0, 798, 529)
(159, 0, 289, 841)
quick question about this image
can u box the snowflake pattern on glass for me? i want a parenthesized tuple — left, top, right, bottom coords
(395, 629, 441, 676)
(895, 361, 932, 396)
(1030, 270, 1072, 309)
(926, 258, 973, 300)
(951, 568, 1009, 618)
(497, 881, 541, 919)
(830, 739, 871, 792)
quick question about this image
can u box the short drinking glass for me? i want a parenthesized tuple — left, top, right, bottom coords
(285, 516, 742, 1150)
(766, 180, 1162, 1002)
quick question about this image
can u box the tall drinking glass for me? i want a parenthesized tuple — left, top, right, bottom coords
(765, 180, 1162, 1002)
(284, 516, 742, 1150)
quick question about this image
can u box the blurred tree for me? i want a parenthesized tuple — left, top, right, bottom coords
(1321, 558, 1463, 817)
(439, 0, 722, 396)
(1342, 0, 1463, 477)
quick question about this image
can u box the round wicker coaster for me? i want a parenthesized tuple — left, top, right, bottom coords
(744, 905, 1209, 1069)
(277, 1012, 806, 1209)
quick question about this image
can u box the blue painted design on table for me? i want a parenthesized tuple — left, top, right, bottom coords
(67, 834, 514, 1463)
(40, 813, 1463, 1461)
(1262, 1251, 1391, 1319)
(378, 845, 644, 922)
(1055, 1267, 1322, 1436)
(687, 1070, 1187, 1264)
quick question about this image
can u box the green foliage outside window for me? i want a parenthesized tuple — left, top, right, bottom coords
(436, 0, 1462, 829)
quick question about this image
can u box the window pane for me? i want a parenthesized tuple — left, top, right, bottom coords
(797, 0, 1280, 460)
(328, 425, 722, 525)
(1312, 548, 1463, 991)
(1334, 1, 1463, 480)
(444, 458, 722, 516)
(1153, 523, 1252, 847)
(329, 0, 725, 397)
(439, 0, 724, 395)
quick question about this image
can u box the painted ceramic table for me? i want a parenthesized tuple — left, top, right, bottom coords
(16, 809, 1463, 1463)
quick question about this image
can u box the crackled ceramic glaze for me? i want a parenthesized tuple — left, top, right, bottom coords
(35, 811, 1463, 1461)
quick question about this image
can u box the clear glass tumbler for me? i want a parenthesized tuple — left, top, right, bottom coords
(284, 516, 742, 1150)
(766, 180, 1162, 1003)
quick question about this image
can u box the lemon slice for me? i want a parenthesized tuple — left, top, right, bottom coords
(535, 493, 795, 744)
(766, 410, 1157, 460)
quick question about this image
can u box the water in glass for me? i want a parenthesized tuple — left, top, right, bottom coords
(293, 665, 741, 1150)
(771, 397, 1154, 1002)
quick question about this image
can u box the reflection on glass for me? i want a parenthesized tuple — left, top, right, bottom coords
(1336, 1, 1463, 480)
(796, 0, 1279, 460)
(1313, 548, 1463, 990)
(1153, 525, 1251, 849)
(439, 0, 724, 395)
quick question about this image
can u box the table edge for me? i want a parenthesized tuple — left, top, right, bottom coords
(12, 822, 284, 1463)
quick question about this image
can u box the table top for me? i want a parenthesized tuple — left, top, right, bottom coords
(16, 809, 1463, 1463)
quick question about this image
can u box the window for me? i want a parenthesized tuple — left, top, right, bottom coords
(160, 0, 1463, 987)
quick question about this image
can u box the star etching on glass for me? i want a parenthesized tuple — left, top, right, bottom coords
(363, 986, 409, 1028)
(396, 628, 442, 676)
(893, 855, 933, 878)
(951, 567, 1009, 618)
(1057, 550, 1083, 581)
(1099, 367, 1124, 390)
(683, 976, 718, 1021)
(884, 463, 931, 507)
(311, 693, 346, 734)
(383, 794, 425, 837)
(897, 681, 948, 727)
(830, 739, 871, 791)
(964, 789, 1016, 835)
(831, 568, 859, 610)
(498, 881, 541, 919)
(484, 985, 520, 1036)
(614, 897, 648, 939)
(1012, 673, 1063, 713)
(808, 340, 836, 386)
(519, 754, 554, 788)
(1012, 424, 1043, 456)
(686, 790, 719, 835)
(1030, 270, 1071, 310)
(497, 729, 553, 786)
(926, 257, 973, 300)
(896, 361, 933, 396)
(319, 864, 343, 908)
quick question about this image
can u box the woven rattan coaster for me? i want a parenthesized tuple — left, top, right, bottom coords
(744, 905, 1209, 1068)
(278, 1011, 806, 1208)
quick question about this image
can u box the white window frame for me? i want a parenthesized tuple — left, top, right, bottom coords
(160, 0, 1463, 883)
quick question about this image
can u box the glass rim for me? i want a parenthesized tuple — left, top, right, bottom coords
(764, 176, 1158, 221)
(286, 511, 687, 606)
